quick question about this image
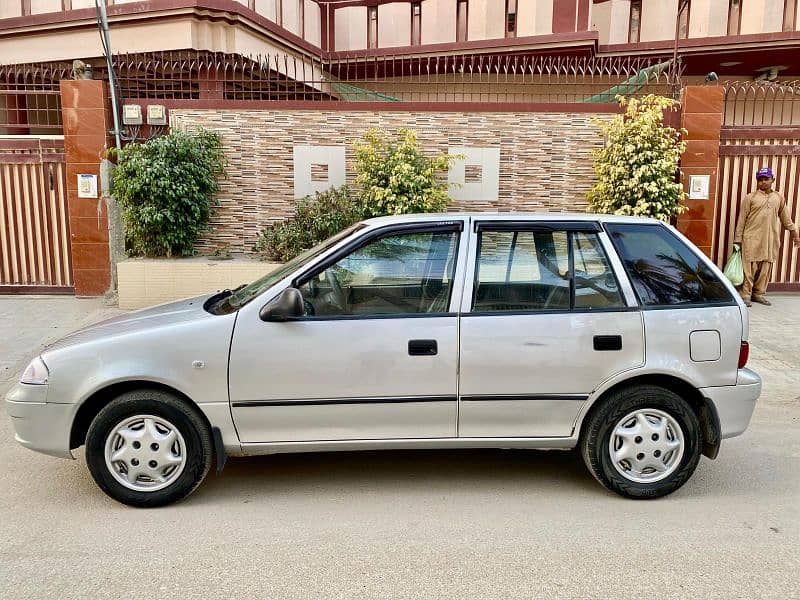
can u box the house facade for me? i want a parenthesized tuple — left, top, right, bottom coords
(0, 1, 797, 78)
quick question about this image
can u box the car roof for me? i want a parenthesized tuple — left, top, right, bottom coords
(360, 212, 663, 227)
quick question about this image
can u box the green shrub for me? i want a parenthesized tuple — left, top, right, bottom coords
(111, 129, 226, 257)
(354, 128, 455, 217)
(587, 94, 687, 221)
(256, 186, 364, 262)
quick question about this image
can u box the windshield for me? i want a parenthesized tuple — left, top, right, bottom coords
(209, 223, 367, 314)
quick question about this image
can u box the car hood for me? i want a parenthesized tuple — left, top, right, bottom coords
(43, 294, 217, 354)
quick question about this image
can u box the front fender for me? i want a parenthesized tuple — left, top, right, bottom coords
(42, 311, 241, 452)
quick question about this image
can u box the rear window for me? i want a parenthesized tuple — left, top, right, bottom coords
(605, 223, 733, 307)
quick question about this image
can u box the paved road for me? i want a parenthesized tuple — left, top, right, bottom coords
(1, 296, 798, 599)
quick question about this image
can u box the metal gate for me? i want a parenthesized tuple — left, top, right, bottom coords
(713, 81, 800, 292)
(713, 136, 800, 291)
(0, 138, 73, 293)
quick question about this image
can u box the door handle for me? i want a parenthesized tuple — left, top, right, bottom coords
(594, 335, 622, 351)
(408, 339, 437, 356)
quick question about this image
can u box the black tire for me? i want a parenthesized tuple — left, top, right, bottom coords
(85, 389, 213, 508)
(580, 385, 702, 499)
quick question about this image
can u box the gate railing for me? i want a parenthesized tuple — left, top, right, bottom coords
(723, 80, 800, 127)
(0, 63, 71, 135)
(109, 51, 681, 104)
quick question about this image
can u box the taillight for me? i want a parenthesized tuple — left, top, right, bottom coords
(738, 341, 749, 369)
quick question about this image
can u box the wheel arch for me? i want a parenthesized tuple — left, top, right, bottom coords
(577, 373, 721, 459)
(69, 380, 212, 451)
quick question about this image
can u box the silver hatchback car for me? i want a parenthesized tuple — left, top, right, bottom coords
(6, 214, 761, 506)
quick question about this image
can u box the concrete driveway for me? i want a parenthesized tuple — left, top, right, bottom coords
(1, 295, 798, 599)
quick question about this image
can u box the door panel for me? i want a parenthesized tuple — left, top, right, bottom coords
(457, 223, 644, 438)
(230, 317, 458, 442)
(228, 223, 466, 443)
(458, 311, 644, 437)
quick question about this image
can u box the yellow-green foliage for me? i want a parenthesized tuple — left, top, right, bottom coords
(588, 95, 687, 221)
(354, 128, 456, 217)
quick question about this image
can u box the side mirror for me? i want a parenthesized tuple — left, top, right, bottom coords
(259, 288, 304, 322)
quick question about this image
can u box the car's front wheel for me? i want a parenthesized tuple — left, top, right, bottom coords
(85, 389, 212, 507)
(580, 385, 702, 499)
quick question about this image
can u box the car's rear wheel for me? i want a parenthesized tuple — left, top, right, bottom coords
(85, 389, 212, 507)
(580, 385, 702, 499)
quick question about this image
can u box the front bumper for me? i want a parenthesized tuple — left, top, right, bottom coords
(700, 368, 762, 439)
(5, 383, 75, 459)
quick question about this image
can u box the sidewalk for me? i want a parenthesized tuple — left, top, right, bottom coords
(745, 294, 800, 405)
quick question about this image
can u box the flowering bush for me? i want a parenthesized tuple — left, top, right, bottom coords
(354, 128, 455, 217)
(587, 94, 687, 221)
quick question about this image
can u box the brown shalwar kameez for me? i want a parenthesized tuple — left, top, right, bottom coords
(733, 189, 798, 300)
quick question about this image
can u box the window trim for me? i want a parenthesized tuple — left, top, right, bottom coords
(469, 224, 627, 315)
(474, 220, 601, 233)
(290, 222, 464, 320)
(603, 222, 737, 310)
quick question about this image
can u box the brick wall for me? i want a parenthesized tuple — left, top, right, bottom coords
(170, 109, 613, 254)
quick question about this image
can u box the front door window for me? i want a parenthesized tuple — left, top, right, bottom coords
(298, 230, 459, 317)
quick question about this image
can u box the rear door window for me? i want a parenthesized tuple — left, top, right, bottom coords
(472, 226, 625, 312)
(605, 223, 733, 306)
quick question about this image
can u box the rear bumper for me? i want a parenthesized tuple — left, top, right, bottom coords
(700, 369, 762, 439)
(5, 383, 74, 459)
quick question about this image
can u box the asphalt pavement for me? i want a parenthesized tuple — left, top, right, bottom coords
(1, 295, 798, 599)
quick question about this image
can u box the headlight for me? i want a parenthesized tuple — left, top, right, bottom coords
(20, 356, 49, 385)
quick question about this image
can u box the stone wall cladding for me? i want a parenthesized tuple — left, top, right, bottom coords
(170, 109, 612, 254)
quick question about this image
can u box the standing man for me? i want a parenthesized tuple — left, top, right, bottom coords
(733, 167, 800, 306)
